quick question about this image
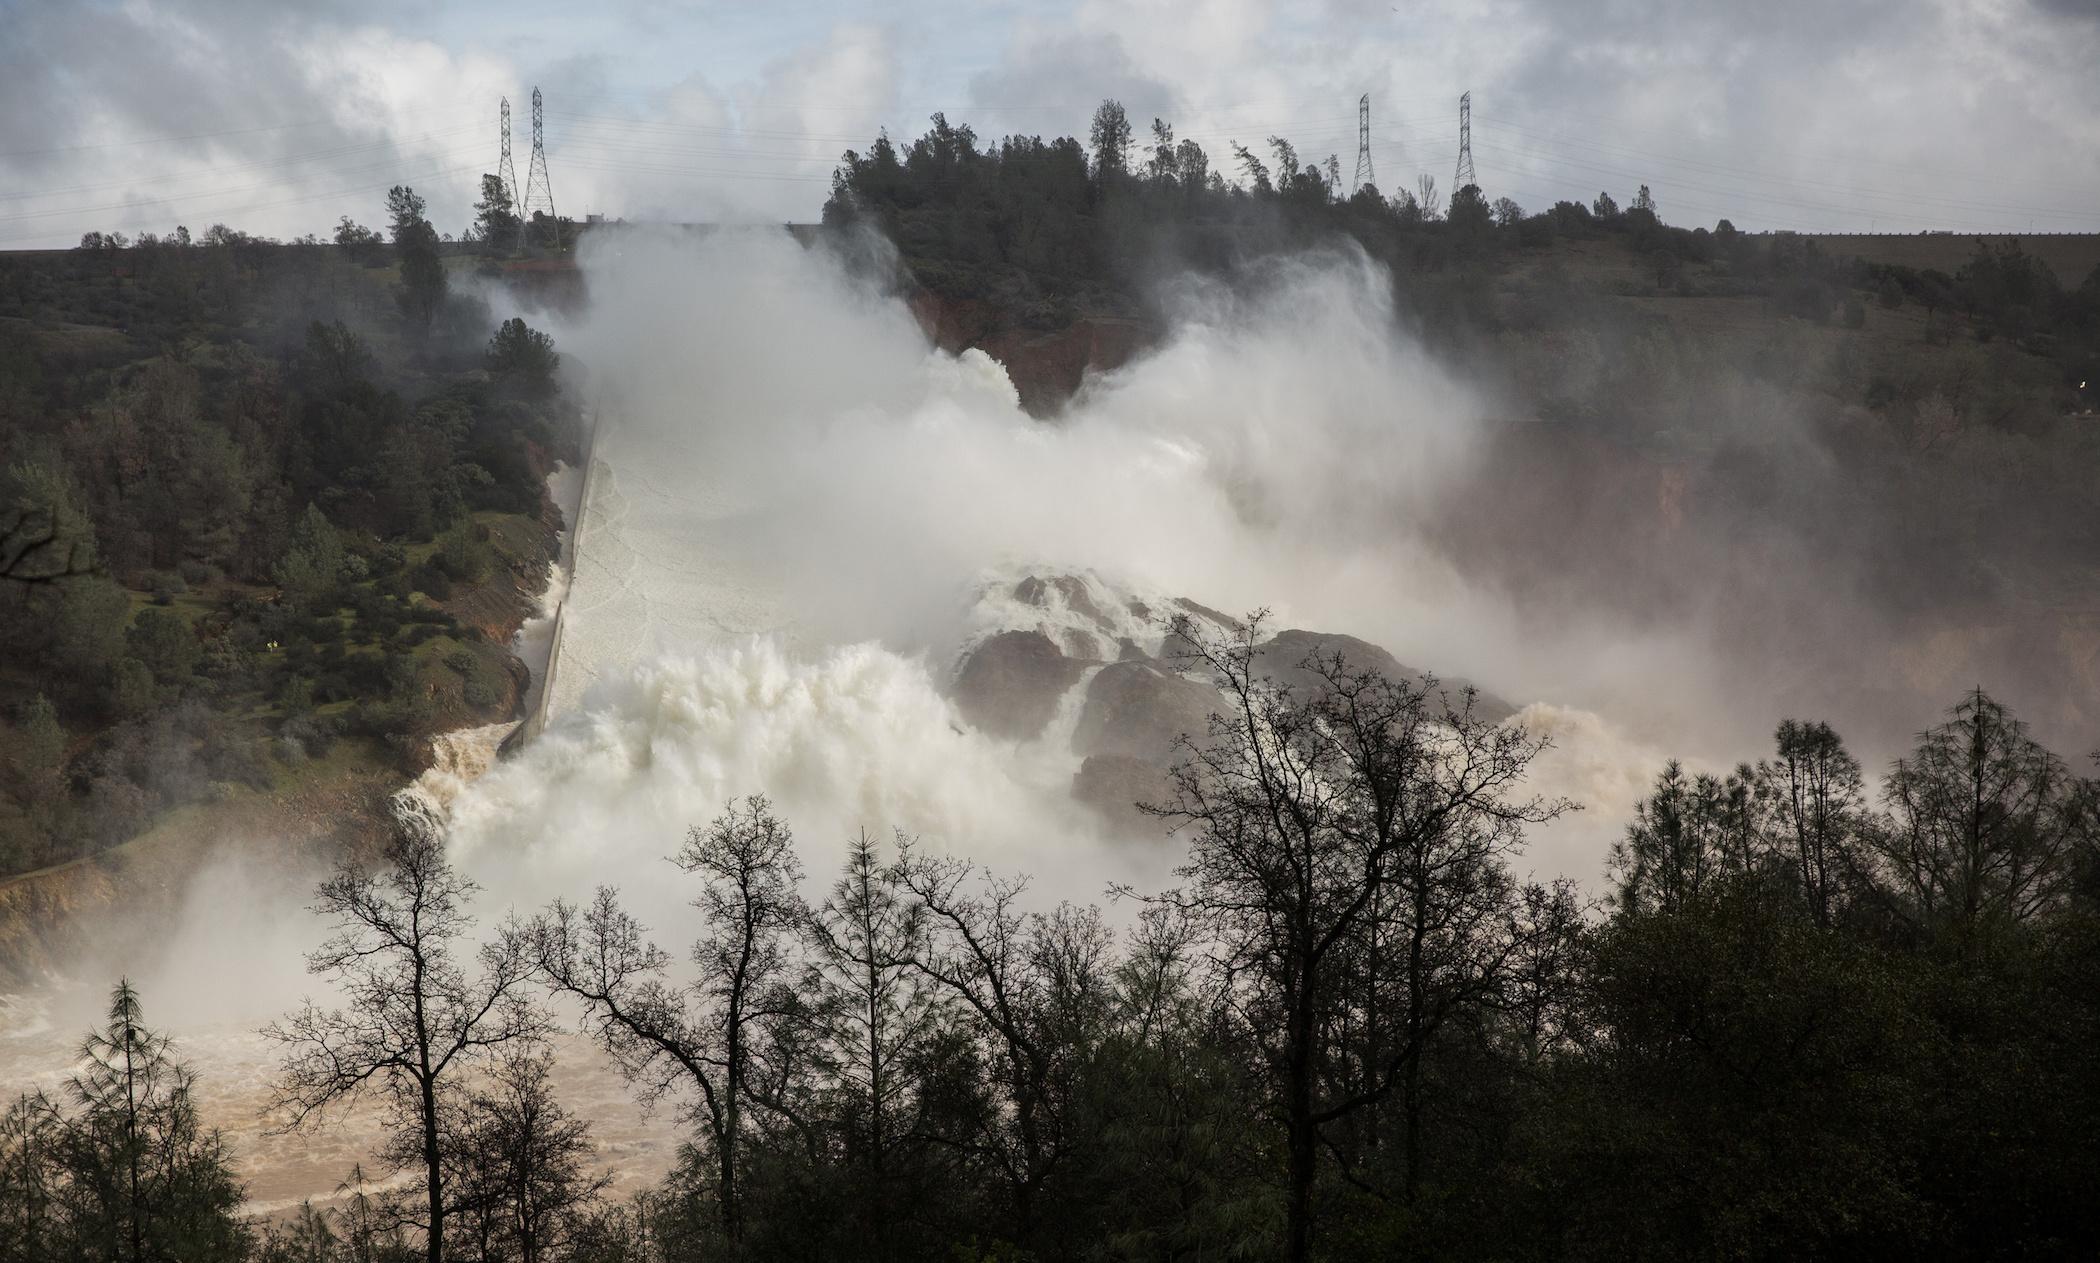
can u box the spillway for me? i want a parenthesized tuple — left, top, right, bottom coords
(534, 406, 796, 729)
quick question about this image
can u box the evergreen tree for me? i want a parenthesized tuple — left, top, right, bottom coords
(55, 980, 249, 1263)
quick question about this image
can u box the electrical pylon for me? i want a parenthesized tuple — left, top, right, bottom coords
(1453, 91, 1475, 192)
(497, 97, 519, 250)
(520, 87, 557, 249)
(1354, 93, 1375, 193)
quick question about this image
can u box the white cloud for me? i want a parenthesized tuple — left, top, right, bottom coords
(2, 0, 2096, 245)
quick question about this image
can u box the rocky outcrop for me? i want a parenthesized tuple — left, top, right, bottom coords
(1068, 662, 1218, 835)
(951, 629, 1089, 741)
(1072, 661, 1217, 762)
(907, 291, 1154, 416)
(947, 571, 1526, 835)
(1254, 629, 1517, 724)
(1073, 753, 1175, 835)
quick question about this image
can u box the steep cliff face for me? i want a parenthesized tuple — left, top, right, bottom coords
(908, 291, 1153, 415)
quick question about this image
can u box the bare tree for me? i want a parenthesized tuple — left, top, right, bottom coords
(267, 835, 544, 1263)
(893, 849, 1113, 1242)
(1416, 173, 1442, 220)
(527, 795, 804, 1246)
(1130, 612, 1561, 1262)
(1760, 720, 1870, 926)
(447, 1047, 608, 1263)
(799, 831, 941, 1255)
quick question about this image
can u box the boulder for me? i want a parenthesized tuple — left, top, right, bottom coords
(1072, 753, 1176, 837)
(952, 629, 1087, 741)
(1073, 661, 1218, 761)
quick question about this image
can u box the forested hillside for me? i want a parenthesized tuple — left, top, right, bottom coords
(0, 189, 579, 880)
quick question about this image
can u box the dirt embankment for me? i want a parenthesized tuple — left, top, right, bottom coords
(0, 755, 397, 987)
(908, 291, 1154, 415)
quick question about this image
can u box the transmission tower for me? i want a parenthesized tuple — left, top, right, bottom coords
(1353, 93, 1375, 193)
(520, 87, 557, 249)
(497, 97, 519, 250)
(1453, 91, 1475, 192)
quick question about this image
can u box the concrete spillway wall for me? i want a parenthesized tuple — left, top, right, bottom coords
(505, 411, 600, 752)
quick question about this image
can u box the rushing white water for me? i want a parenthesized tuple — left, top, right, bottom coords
(457, 229, 1679, 898)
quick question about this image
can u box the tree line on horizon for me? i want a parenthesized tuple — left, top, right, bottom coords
(822, 101, 2100, 357)
(4, 615, 2097, 1262)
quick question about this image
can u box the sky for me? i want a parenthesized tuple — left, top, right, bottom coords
(3, 0, 2099, 249)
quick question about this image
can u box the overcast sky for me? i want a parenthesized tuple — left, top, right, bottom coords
(4, 0, 2099, 248)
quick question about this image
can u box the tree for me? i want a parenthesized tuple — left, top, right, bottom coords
(799, 831, 941, 1257)
(1760, 720, 1869, 926)
(485, 319, 558, 398)
(1146, 119, 1178, 184)
(1573, 886, 1930, 1256)
(0, 1092, 62, 1262)
(1631, 184, 1658, 217)
(473, 175, 520, 255)
(124, 608, 200, 691)
(387, 186, 447, 332)
(1133, 613, 1560, 1261)
(273, 503, 345, 608)
(1592, 190, 1620, 219)
(1872, 689, 2086, 929)
(1230, 142, 1273, 194)
(385, 185, 429, 244)
(1415, 173, 1442, 220)
(1265, 136, 1302, 190)
(54, 980, 249, 1263)
(267, 833, 544, 1263)
(446, 1048, 607, 1263)
(1173, 138, 1210, 190)
(335, 217, 385, 264)
(299, 321, 376, 396)
(1089, 100, 1133, 183)
(529, 797, 806, 1246)
(1611, 761, 1753, 915)
(1447, 183, 1491, 233)
(893, 849, 1112, 1245)
(1492, 196, 1525, 228)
